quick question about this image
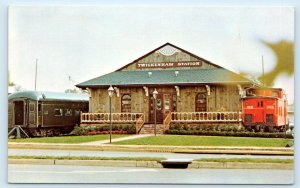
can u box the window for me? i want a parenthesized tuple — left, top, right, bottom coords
(257, 101, 263, 107)
(65, 109, 72, 116)
(29, 103, 35, 112)
(54, 108, 63, 116)
(173, 94, 177, 112)
(74, 110, 80, 116)
(121, 94, 131, 112)
(38, 104, 42, 112)
(195, 93, 206, 112)
(245, 114, 253, 123)
(266, 114, 274, 123)
(8, 103, 13, 114)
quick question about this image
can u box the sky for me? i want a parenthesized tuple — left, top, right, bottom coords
(8, 6, 294, 103)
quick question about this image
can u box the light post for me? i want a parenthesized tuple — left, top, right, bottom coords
(108, 85, 114, 143)
(153, 88, 158, 136)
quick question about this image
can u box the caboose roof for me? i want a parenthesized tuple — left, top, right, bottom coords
(76, 68, 252, 89)
(8, 91, 89, 102)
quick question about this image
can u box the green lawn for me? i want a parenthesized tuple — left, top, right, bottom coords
(113, 135, 292, 147)
(8, 134, 130, 144)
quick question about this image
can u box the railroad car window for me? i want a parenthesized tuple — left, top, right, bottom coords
(38, 104, 42, 112)
(261, 101, 263, 107)
(29, 103, 35, 112)
(75, 110, 80, 116)
(8, 103, 13, 113)
(121, 94, 131, 113)
(54, 108, 63, 116)
(65, 109, 72, 116)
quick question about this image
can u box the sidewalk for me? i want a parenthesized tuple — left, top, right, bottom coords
(8, 158, 293, 170)
(8, 143, 294, 156)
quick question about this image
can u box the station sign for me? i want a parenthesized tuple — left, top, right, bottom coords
(136, 61, 203, 69)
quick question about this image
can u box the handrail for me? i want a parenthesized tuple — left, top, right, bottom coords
(135, 114, 145, 134)
(163, 111, 172, 133)
(171, 111, 242, 122)
(81, 112, 143, 123)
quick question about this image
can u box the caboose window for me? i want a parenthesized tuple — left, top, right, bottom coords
(54, 108, 63, 116)
(266, 114, 274, 123)
(65, 109, 72, 116)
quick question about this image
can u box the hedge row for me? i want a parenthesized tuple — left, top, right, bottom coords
(169, 123, 245, 132)
(165, 129, 293, 139)
(70, 124, 136, 136)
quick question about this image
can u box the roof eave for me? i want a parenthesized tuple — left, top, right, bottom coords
(76, 81, 252, 89)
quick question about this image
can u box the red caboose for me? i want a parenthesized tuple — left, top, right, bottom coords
(242, 88, 288, 132)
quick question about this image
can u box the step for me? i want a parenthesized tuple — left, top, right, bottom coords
(143, 125, 164, 128)
(139, 124, 164, 134)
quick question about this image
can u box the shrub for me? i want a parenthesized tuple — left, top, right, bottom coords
(165, 128, 293, 138)
(173, 124, 181, 130)
(183, 125, 189, 131)
(70, 125, 88, 136)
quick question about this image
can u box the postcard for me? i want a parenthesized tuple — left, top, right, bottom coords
(8, 6, 294, 185)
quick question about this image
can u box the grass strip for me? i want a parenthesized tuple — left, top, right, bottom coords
(8, 155, 166, 162)
(8, 134, 130, 144)
(194, 158, 294, 164)
(113, 135, 292, 147)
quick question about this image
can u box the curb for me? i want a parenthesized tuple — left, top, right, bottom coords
(8, 159, 293, 170)
(8, 143, 294, 156)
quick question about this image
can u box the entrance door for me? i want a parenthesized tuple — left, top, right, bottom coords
(149, 94, 163, 123)
(149, 93, 176, 123)
(14, 101, 24, 125)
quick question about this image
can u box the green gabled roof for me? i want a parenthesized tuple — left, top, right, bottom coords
(8, 91, 89, 102)
(76, 69, 252, 89)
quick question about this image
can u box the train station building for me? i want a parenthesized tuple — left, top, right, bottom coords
(76, 43, 255, 133)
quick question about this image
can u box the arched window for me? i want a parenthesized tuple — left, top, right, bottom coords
(121, 94, 131, 112)
(195, 93, 207, 112)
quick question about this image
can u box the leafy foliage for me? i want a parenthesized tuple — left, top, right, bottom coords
(70, 124, 136, 136)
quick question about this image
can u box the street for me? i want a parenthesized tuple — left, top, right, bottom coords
(8, 149, 294, 160)
(8, 164, 293, 184)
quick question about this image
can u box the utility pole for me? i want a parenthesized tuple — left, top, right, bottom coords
(35, 58, 38, 91)
(261, 56, 265, 87)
